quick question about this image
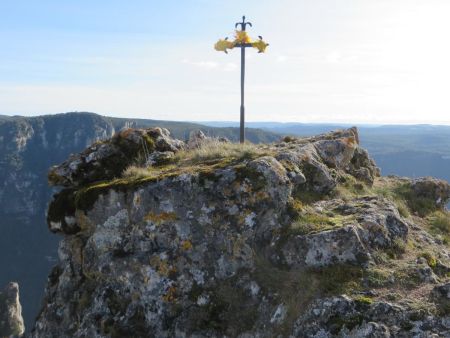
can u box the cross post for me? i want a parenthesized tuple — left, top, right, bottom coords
(214, 16, 269, 143)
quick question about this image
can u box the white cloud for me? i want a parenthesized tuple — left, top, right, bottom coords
(182, 59, 219, 70)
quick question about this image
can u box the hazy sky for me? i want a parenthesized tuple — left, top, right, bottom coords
(1, 0, 450, 124)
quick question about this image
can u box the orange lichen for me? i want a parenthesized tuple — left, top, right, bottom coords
(143, 211, 177, 224)
(162, 286, 177, 302)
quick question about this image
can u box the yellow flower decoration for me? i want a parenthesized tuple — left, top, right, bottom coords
(251, 38, 269, 53)
(235, 30, 252, 44)
(214, 38, 235, 54)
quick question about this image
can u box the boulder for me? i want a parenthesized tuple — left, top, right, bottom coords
(431, 282, 450, 314)
(411, 177, 450, 208)
(280, 225, 370, 268)
(187, 129, 230, 149)
(277, 197, 409, 269)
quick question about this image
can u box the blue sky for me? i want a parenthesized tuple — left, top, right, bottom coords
(1, 0, 450, 124)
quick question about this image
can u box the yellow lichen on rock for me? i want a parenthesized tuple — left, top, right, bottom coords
(143, 211, 177, 224)
(181, 240, 193, 251)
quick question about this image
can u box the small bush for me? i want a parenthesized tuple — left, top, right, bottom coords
(282, 135, 297, 143)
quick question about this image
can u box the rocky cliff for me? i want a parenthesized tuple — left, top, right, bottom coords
(0, 112, 278, 329)
(32, 127, 450, 337)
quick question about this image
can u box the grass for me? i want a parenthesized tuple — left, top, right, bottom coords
(334, 174, 370, 201)
(370, 177, 445, 218)
(418, 251, 437, 268)
(394, 183, 437, 217)
(175, 139, 270, 165)
(427, 210, 450, 244)
(385, 238, 407, 259)
(289, 207, 355, 235)
(122, 140, 271, 181)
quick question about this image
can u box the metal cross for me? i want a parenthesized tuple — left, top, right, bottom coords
(215, 16, 268, 143)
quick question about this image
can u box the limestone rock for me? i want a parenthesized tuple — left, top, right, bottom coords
(32, 127, 450, 337)
(48, 128, 184, 187)
(0, 282, 25, 337)
(346, 147, 381, 185)
(145, 151, 175, 166)
(276, 197, 409, 269)
(187, 129, 230, 149)
(293, 295, 449, 337)
(431, 282, 450, 314)
(280, 225, 370, 268)
(411, 177, 450, 208)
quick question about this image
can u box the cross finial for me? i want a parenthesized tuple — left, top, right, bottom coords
(235, 15, 252, 31)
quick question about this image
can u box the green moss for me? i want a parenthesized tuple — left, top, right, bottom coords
(418, 251, 437, 268)
(354, 295, 373, 305)
(289, 211, 353, 235)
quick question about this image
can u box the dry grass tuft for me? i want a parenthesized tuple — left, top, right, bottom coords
(122, 140, 271, 180)
(175, 139, 268, 165)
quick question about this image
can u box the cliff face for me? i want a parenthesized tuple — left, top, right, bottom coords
(0, 112, 116, 329)
(0, 112, 115, 217)
(33, 128, 450, 337)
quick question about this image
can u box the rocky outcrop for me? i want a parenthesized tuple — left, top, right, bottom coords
(0, 282, 25, 337)
(32, 127, 450, 337)
(48, 127, 184, 187)
(275, 196, 409, 269)
(412, 177, 450, 209)
(293, 295, 450, 337)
